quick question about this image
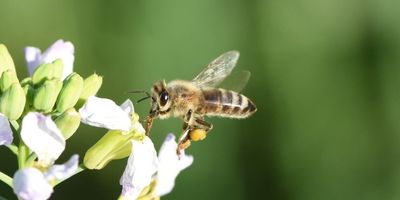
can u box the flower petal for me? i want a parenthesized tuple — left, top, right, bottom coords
(24, 40, 74, 80)
(120, 99, 146, 135)
(45, 154, 79, 181)
(120, 136, 159, 200)
(79, 96, 131, 131)
(131, 121, 146, 136)
(20, 112, 65, 166)
(156, 133, 193, 196)
(24, 47, 42, 76)
(0, 113, 13, 145)
(40, 40, 74, 80)
(13, 168, 53, 200)
(120, 99, 134, 116)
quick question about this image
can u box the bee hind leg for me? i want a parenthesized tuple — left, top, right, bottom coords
(193, 117, 213, 132)
(177, 110, 194, 155)
(177, 129, 191, 156)
(177, 116, 213, 156)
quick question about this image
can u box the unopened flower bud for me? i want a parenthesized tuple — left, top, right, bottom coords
(84, 130, 135, 170)
(20, 77, 32, 86)
(0, 69, 19, 92)
(0, 83, 26, 120)
(23, 84, 35, 108)
(31, 59, 64, 85)
(54, 108, 81, 139)
(77, 73, 102, 107)
(33, 79, 62, 112)
(0, 44, 16, 75)
(21, 77, 34, 105)
(56, 73, 83, 113)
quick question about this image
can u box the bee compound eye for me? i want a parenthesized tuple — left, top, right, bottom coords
(159, 91, 169, 106)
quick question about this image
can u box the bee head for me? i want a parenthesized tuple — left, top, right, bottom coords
(150, 80, 172, 118)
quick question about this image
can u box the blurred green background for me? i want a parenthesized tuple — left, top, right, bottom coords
(1, 0, 400, 199)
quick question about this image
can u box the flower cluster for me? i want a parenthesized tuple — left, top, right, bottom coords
(0, 40, 193, 200)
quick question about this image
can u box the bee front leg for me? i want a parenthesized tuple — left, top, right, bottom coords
(145, 115, 154, 136)
(145, 110, 158, 136)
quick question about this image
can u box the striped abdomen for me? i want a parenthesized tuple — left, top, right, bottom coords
(199, 88, 257, 118)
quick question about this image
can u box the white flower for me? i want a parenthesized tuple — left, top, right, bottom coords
(13, 155, 79, 200)
(120, 99, 134, 117)
(25, 39, 74, 80)
(119, 134, 193, 199)
(13, 168, 53, 200)
(155, 133, 193, 196)
(20, 112, 65, 166)
(120, 99, 145, 135)
(79, 96, 133, 132)
(0, 113, 13, 146)
(120, 137, 159, 200)
(131, 122, 146, 136)
(45, 154, 79, 181)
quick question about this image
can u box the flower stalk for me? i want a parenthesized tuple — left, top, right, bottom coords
(0, 170, 12, 188)
(18, 140, 29, 169)
(6, 144, 18, 155)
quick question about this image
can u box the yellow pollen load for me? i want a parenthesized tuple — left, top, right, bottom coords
(189, 129, 207, 141)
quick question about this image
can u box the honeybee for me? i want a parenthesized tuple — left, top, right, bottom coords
(145, 51, 257, 153)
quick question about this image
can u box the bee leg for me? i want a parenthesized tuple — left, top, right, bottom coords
(177, 128, 192, 156)
(145, 110, 158, 136)
(177, 117, 213, 156)
(192, 117, 213, 132)
(184, 118, 212, 142)
(184, 109, 193, 123)
(145, 115, 154, 136)
(177, 110, 194, 155)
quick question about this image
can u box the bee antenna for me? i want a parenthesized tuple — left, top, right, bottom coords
(137, 96, 151, 103)
(126, 90, 152, 103)
(126, 90, 151, 97)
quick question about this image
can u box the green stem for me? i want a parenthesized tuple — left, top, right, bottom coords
(9, 120, 20, 131)
(53, 164, 86, 187)
(6, 144, 18, 155)
(18, 141, 28, 169)
(0, 171, 13, 188)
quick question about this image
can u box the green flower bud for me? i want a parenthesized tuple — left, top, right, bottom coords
(84, 130, 137, 170)
(56, 73, 84, 113)
(0, 44, 16, 75)
(23, 83, 35, 108)
(33, 79, 62, 112)
(31, 59, 64, 85)
(0, 69, 19, 92)
(54, 108, 81, 139)
(20, 77, 32, 86)
(77, 73, 102, 108)
(0, 83, 26, 120)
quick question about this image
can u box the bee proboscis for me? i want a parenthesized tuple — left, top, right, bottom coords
(145, 51, 257, 154)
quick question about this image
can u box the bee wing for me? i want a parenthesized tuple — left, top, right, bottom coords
(218, 70, 251, 92)
(192, 51, 240, 88)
